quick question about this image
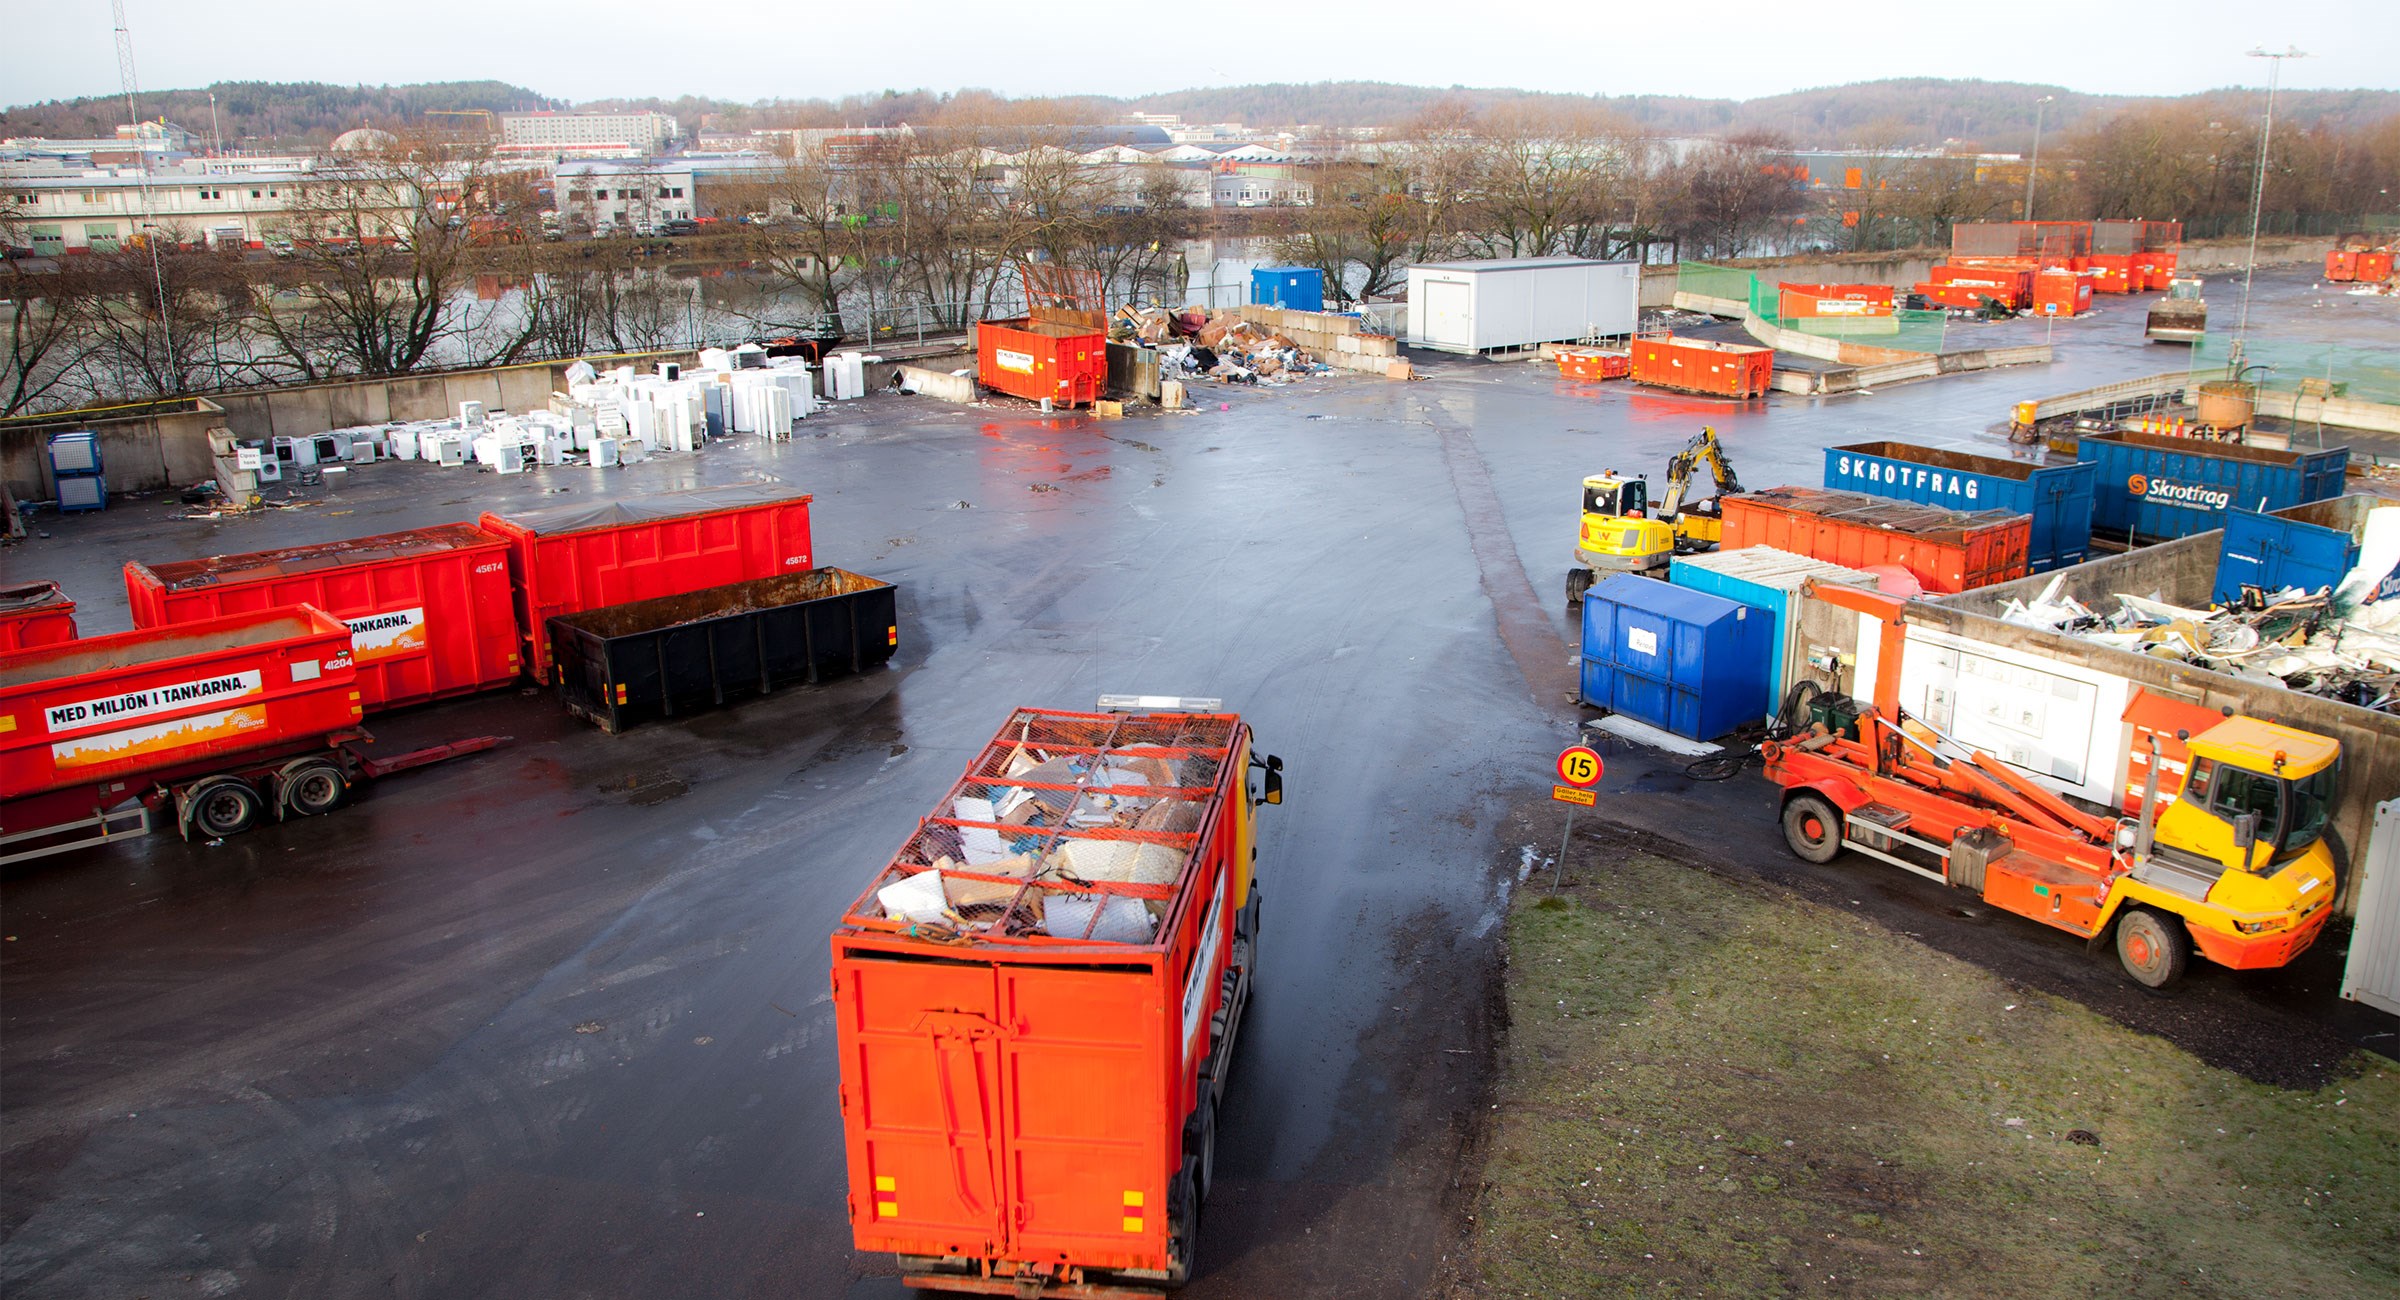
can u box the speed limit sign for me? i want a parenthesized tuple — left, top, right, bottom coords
(1556, 745, 1604, 788)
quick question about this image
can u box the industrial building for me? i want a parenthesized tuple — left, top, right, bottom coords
(497, 110, 681, 159)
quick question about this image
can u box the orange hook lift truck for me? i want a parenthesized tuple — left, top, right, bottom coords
(1761, 583, 2340, 988)
(830, 699, 1282, 1296)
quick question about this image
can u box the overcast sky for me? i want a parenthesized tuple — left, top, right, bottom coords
(6, 0, 2396, 109)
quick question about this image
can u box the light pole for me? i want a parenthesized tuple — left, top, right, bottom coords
(2235, 46, 2308, 358)
(2022, 95, 2054, 222)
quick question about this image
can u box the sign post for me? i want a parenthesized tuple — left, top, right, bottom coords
(1551, 745, 1605, 886)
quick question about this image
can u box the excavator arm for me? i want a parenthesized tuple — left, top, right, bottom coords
(1660, 426, 1744, 520)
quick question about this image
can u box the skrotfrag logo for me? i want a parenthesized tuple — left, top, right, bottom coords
(2128, 473, 2149, 496)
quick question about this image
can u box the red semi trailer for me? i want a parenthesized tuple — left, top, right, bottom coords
(0, 606, 498, 864)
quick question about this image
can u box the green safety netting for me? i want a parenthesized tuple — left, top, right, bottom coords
(2189, 334, 2400, 408)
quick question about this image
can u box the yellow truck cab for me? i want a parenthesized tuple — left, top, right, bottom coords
(2116, 716, 2340, 982)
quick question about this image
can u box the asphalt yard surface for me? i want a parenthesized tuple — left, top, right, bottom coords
(3, 265, 2392, 1298)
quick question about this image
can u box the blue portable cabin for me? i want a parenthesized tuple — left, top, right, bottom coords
(1250, 266, 1326, 314)
(1825, 440, 2095, 572)
(1579, 574, 1773, 741)
(2077, 430, 2349, 544)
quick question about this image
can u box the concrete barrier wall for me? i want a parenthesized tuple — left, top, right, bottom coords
(2, 398, 226, 500)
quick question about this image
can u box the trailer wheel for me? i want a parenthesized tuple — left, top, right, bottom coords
(2114, 908, 2189, 989)
(1195, 1097, 1219, 1202)
(188, 779, 265, 839)
(279, 760, 349, 816)
(1781, 794, 1844, 864)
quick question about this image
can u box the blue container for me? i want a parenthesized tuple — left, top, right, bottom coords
(1825, 440, 2096, 571)
(1671, 548, 1875, 721)
(47, 429, 102, 477)
(2212, 508, 2360, 604)
(1250, 266, 1325, 314)
(2078, 431, 2349, 543)
(1579, 573, 1772, 741)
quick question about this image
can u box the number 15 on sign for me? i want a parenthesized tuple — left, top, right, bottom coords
(1551, 745, 1605, 886)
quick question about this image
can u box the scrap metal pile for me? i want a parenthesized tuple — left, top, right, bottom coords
(2000, 574, 2400, 713)
(1113, 305, 1332, 385)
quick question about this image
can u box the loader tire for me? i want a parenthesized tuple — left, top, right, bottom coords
(1781, 794, 1844, 865)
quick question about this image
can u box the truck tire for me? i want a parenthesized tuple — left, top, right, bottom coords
(2114, 908, 2189, 989)
(1195, 1097, 1218, 1202)
(1162, 1161, 1200, 1287)
(1781, 794, 1844, 864)
(279, 759, 349, 816)
(187, 779, 265, 839)
(1566, 567, 1594, 609)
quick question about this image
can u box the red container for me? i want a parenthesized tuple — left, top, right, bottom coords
(2033, 269, 2091, 317)
(2087, 254, 2136, 294)
(1721, 487, 2030, 594)
(976, 317, 1107, 406)
(124, 525, 519, 713)
(2359, 251, 2396, 284)
(1631, 335, 1774, 398)
(1931, 264, 2032, 307)
(1777, 283, 1895, 318)
(479, 485, 815, 683)
(0, 582, 78, 651)
(0, 606, 360, 801)
(2326, 250, 2360, 282)
(1555, 346, 1631, 380)
(832, 707, 1271, 1290)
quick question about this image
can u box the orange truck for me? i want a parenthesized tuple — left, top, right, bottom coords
(831, 700, 1283, 1296)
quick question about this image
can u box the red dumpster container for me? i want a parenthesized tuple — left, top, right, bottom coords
(832, 705, 1281, 1293)
(2033, 269, 2091, 317)
(1721, 486, 2030, 594)
(124, 524, 519, 713)
(479, 485, 815, 683)
(976, 317, 1108, 406)
(2325, 250, 2360, 282)
(0, 582, 78, 651)
(1555, 346, 1631, 380)
(1931, 264, 2033, 307)
(2088, 254, 2136, 294)
(2359, 251, 2396, 284)
(1631, 336, 1774, 398)
(0, 606, 361, 801)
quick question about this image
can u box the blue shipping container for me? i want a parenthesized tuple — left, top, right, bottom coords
(2213, 508, 2357, 604)
(1670, 547, 1875, 721)
(2078, 431, 2349, 542)
(1250, 266, 1325, 314)
(1579, 573, 1772, 741)
(1825, 441, 2096, 571)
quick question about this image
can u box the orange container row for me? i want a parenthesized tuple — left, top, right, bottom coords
(1722, 486, 2031, 594)
(2327, 249, 2396, 283)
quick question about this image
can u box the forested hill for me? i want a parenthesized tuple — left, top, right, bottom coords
(5, 77, 2395, 154)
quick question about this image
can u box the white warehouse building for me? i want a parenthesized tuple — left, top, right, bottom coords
(1404, 257, 1641, 354)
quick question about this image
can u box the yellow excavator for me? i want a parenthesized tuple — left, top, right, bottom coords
(1567, 426, 1745, 605)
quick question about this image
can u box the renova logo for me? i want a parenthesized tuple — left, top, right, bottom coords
(2127, 473, 2149, 496)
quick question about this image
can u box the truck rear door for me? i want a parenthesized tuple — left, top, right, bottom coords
(997, 961, 1169, 1265)
(837, 952, 1012, 1257)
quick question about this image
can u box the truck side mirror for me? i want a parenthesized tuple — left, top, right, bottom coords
(1263, 770, 1283, 805)
(2231, 812, 2258, 850)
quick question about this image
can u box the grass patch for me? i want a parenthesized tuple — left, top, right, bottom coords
(1468, 845, 2398, 1298)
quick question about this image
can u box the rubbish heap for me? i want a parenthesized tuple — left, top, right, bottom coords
(1999, 573, 2400, 713)
(1113, 305, 1332, 385)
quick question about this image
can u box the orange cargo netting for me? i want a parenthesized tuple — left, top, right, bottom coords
(843, 709, 1236, 947)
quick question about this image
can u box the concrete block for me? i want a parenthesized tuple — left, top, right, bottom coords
(1385, 359, 1414, 381)
(1338, 336, 1361, 354)
(1094, 400, 1124, 418)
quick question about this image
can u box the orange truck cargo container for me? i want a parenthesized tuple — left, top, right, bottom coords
(1930, 264, 2032, 307)
(1913, 281, 2004, 311)
(2033, 268, 2091, 317)
(1631, 336, 1774, 398)
(1721, 486, 2030, 593)
(124, 524, 520, 713)
(832, 704, 1283, 1296)
(1554, 346, 1631, 380)
(977, 317, 1108, 407)
(1776, 283, 1895, 318)
(0, 581, 78, 651)
(478, 485, 814, 684)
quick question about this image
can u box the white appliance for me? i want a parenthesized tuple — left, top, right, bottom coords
(590, 437, 620, 468)
(274, 435, 317, 467)
(458, 400, 487, 426)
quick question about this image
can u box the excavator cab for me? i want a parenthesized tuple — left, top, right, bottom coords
(1583, 475, 1647, 520)
(1571, 473, 1676, 601)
